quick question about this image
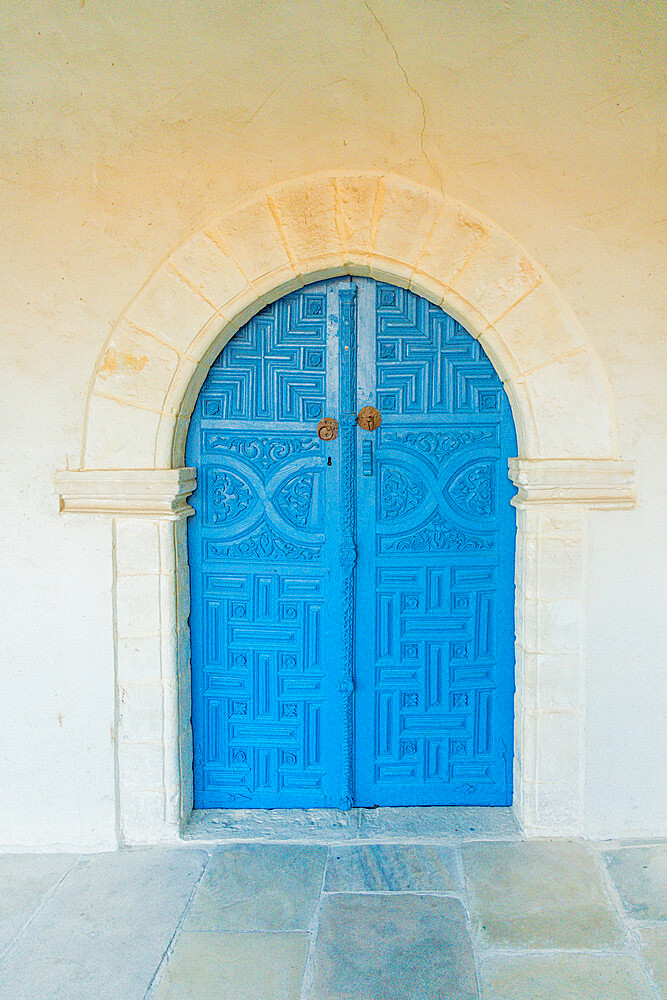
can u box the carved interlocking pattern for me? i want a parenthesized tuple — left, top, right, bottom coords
(353, 281, 517, 808)
(187, 284, 341, 808)
(187, 279, 516, 810)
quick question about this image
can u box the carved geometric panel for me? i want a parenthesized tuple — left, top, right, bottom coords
(201, 290, 328, 422)
(197, 572, 328, 803)
(187, 283, 344, 808)
(353, 281, 517, 807)
(374, 284, 503, 416)
(188, 277, 516, 810)
(366, 565, 503, 795)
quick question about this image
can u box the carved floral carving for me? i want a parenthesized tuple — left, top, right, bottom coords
(383, 428, 496, 462)
(206, 434, 320, 469)
(209, 470, 253, 522)
(447, 462, 494, 518)
(275, 473, 316, 527)
(381, 514, 492, 553)
(208, 522, 320, 560)
(381, 466, 427, 519)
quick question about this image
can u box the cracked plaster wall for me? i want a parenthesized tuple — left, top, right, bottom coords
(0, 0, 664, 848)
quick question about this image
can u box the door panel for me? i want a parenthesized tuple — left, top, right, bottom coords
(187, 280, 350, 808)
(354, 283, 516, 806)
(187, 277, 516, 809)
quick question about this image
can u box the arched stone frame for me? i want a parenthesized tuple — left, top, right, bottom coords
(56, 172, 635, 843)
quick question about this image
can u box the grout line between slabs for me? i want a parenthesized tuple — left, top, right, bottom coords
(592, 848, 664, 1000)
(143, 849, 213, 1000)
(179, 834, 522, 847)
(299, 847, 330, 1000)
(321, 888, 465, 898)
(480, 945, 646, 957)
(0, 855, 83, 966)
(172, 928, 311, 935)
(453, 844, 484, 1000)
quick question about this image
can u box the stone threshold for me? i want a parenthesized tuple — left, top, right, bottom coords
(182, 805, 523, 844)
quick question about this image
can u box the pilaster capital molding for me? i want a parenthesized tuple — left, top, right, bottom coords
(55, 468, 197, 518)
(508, 459, 636, 509)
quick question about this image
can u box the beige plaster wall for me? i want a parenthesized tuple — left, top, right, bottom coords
(0, 0, 664, 846)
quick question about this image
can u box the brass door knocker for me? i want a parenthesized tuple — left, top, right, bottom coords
(317, 417, 339, 441)
(357, 406, 382, 431)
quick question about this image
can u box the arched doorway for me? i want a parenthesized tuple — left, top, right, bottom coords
(57, 172, 634, 842)
(186, 277, 517, 810)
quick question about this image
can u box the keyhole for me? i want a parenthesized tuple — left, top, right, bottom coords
(327, 457, 332, 466)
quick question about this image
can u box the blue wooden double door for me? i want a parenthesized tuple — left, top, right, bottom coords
(186, 278, 517, 810)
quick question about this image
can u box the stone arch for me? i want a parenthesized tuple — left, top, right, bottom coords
(58, 172, 635, 844)
(82, 172, 619, 471)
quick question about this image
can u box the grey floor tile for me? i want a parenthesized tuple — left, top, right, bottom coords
(0, 853, 77, 954)
(325, 843, 458, 892)
(308, 892, 478, 1000)
(462, 841, 623, 948)
(639, 925, 667, 995)
(184, 843, 327, 931)
(358, 806, 521, 841)
(603, 845, 667, 920)
(0, 847, 208, 1000)
(153, 931, 308, 1000)
(480, 951, 655, 1000)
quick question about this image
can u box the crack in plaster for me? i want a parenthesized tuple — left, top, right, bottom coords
(361, 1, 444, 198)
(239, 80, 286, 131)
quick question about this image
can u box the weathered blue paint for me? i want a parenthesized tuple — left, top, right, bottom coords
(353, 281, 517, 806)
(187, 278, 516, 809)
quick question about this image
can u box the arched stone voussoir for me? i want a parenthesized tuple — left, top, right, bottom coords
(367, 256, 417, 290)
(500, 378, 540, 460)
(124, 263, 218, 355)
(80, 171, 621, 470)
(267, 174, 343, 268)
(333, 174, 381, 259)
(168, 230, 250, 312)
(482, 281, 589, 383)
(412, 200, 488, 292)
(372, 175, 441, 265)
(210, 198, 297, 290)
(449, 227, 543, 327)
(91, 318, 181, 414)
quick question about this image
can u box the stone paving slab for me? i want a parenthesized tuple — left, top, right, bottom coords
(1, 839, 665, 1000)
(183, 843, 327, 931)
(603, 845, 667, 920)
(462, 841, 623, 948)
(480, 951, 655, 1000)
(0, 848, 208, 1000)
(324, 843, 458, 892)
(357, 806, 521, 841)
(0, 853, 77, 955)
(153, 931, 309, 1000)
(306, 892, 478, 999)
(638, 925, 667, 995)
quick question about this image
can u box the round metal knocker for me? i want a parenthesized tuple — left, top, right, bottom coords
(357, 406, 382, 431)
(317, 417, 339, 441)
